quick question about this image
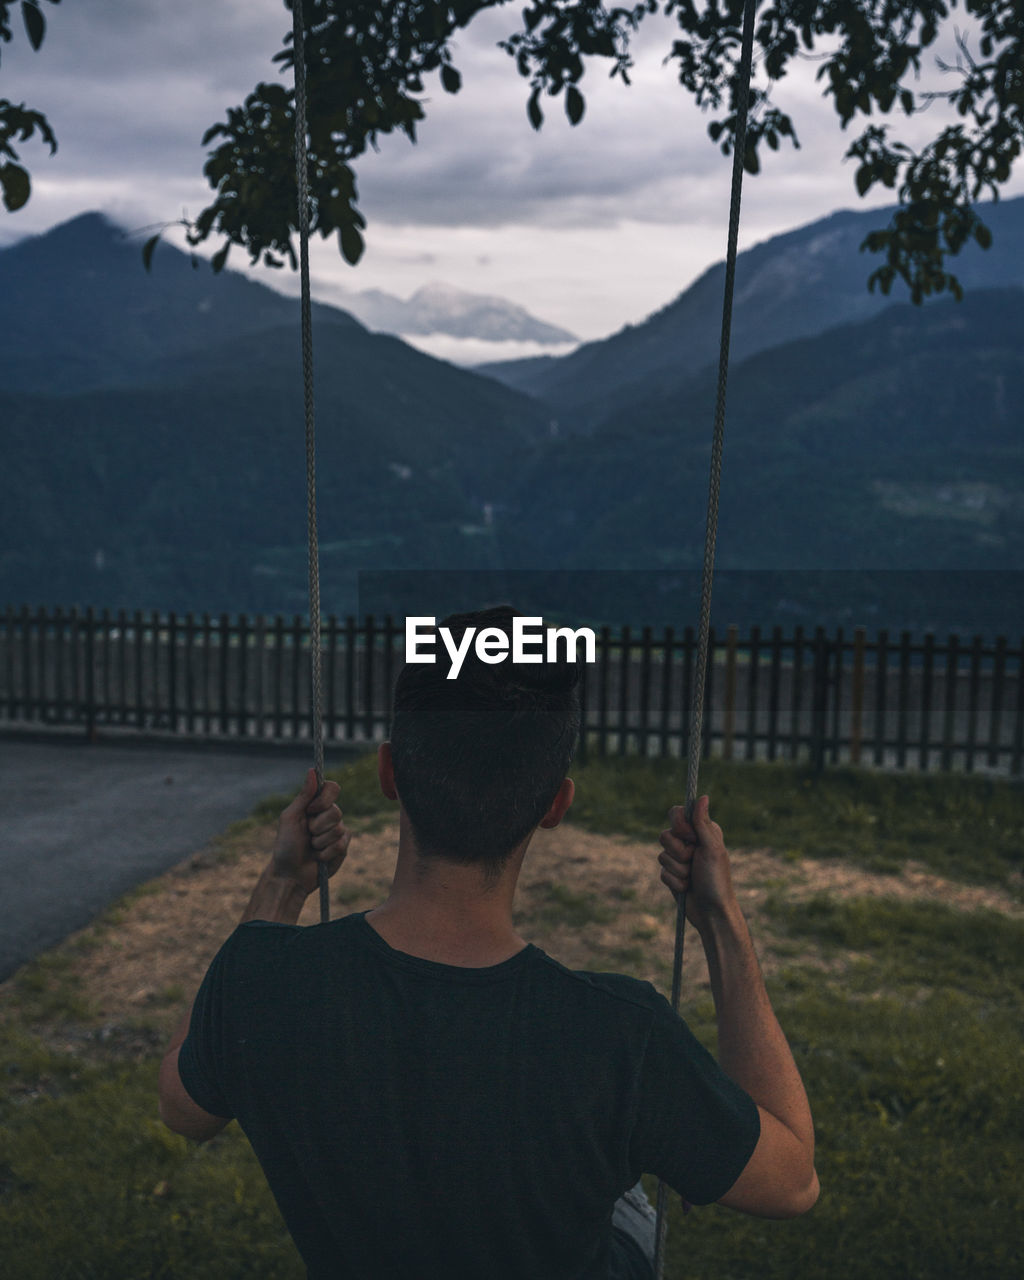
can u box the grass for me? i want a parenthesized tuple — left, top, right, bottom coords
(567, 755, 1024, 890)
(1, 753, 1022, 1278)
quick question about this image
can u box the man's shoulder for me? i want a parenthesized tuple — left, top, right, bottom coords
(532, 950, 671, 1019)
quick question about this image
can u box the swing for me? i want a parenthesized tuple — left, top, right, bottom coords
(286, 2, 759, 1274)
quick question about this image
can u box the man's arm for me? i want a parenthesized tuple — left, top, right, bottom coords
(158, 770, 350, 1141)
(659, 797, 819, 1219)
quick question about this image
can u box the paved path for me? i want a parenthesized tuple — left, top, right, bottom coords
(0, 735, 321, 982)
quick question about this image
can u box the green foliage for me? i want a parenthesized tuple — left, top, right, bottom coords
(0, 1, 59, 213)
(248, 750, 398, 827)
(2, 754, 1023, 1276)
(567, 755, 1024, 889)
(169, 0, 1023, 303)
(764, 893, 1024, 997)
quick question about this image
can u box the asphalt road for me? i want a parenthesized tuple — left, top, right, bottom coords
(0, 735, 319, 982)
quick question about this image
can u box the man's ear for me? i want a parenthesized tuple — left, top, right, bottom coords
(378, 741, 398, 800)
(538, 777, 574, 830)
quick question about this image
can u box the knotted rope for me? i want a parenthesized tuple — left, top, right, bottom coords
(653, 0, 757, 1273)
(291, 0, 329, 924)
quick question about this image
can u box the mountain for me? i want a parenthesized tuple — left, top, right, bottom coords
(0, 213, 362, 395)
(332, 281, 576, 345)
(477, 197, 1024, 433)
(3, 208, 1022, 636)
(487, 286, 1024, 633)
(0, 214, 550, 615)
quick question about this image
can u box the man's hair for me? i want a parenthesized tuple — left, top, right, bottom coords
(389, 606, 581, 878)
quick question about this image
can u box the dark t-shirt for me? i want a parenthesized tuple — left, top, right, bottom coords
(179, 913, 759, 1280)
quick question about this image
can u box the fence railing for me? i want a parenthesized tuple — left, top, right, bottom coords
(2, 607, 1022, 775)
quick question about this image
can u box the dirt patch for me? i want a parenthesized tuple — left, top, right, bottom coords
(8, 813, 1020, 1041)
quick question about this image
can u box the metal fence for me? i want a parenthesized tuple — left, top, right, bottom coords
(2, 606, 1021, 775)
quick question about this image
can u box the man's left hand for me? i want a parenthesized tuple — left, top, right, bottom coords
(271, 768, 352, 895)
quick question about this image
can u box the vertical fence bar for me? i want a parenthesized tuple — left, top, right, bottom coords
(327, 615, 339, 742)
(254, 615, 266, 739)
(941, 635, 959, 771)
(69, 607, 81, 725)
(98, 607, 111, 727)
(789, 626, 804, 762)
(746, 625, 761, 762)
(345, 616, 356, 741)
(134, 609, 145, 730)
(896, 631, 912, 769)
(4, 606, 15, 719)
(274, 615, 285, 739)
(184, 613, 196, 734)
(20, 605, 33, 722)
(618, 625, 632, 755)
(84, 606, 96, 741)
(237, 614, 248, 738)
(364, 615, 377, 739)
(597, 626, 611, 756)
(116, 609, 128, 725)
(919, 633, 934, 771)
(829, 628, 844, 765)
(873, 630, 888, 767)
(810, 628, 828, 773)
(219, 614, 231, 736)
(658, 626, 675, 759)
(767, 627, 782, 762)
(966, 636, 982, 772)
(921, 632, 936, 768)
(52, 606, 65, 724)
(638, 626, 652, 758)
(291, 614, 304, 741)
(680, 626, 694, 763)
(1011, 637, 1024, 777)
(723, 625, 738, 761)
(167, 611, 178, 734)
(383, 615, 396, 732)
(702, 628, 716, 760)
(988, 636, 1006, 769)
(850, 628, 866, 766)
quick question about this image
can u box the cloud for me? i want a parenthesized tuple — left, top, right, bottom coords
(2, 0, 1022, 341)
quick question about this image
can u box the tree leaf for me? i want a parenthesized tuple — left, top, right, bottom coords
(0, 161, 30, 212)
(142, 233, 161, 273)
(974, 222, 992, 250)
(211, 241, 230, 273)
(855, 165, 874, 197)
(440, 64, 461, 94)
(339, 222, 364, 265)
(527, 88, 543, 132)
(21, 1, 45, 51)
(565, 85, 585, 126)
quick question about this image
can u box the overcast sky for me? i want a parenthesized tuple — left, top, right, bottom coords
(3, 0, 1023, 344)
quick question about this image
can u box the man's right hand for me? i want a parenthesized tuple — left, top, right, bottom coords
(657, 795, 739, 935)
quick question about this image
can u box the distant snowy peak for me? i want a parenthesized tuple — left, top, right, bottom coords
(335, 281, 577, 345)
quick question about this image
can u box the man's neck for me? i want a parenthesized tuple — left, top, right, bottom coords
(364, 821, 528, 968)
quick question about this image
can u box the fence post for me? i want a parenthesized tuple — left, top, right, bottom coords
(84, 605, 97, 743)
(988, 636, 1006, 769)
(723, 625, 738, 761)
(1012, 636, 1023, 777)
(850, 628, 866, 766)
(810, 627, 828, 774)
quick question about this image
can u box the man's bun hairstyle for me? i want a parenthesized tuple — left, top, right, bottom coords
(389, 606, 581, 876)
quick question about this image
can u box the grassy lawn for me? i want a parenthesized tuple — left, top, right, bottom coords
(1, 754, 1021, 1279)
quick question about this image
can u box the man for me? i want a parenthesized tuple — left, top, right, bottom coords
(159, 607, 818, 1278)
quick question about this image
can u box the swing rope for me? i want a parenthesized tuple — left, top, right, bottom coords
(290, 0, 329, 924)
(653, 0, 758, 1273)
(291, 0, 757, 1253)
